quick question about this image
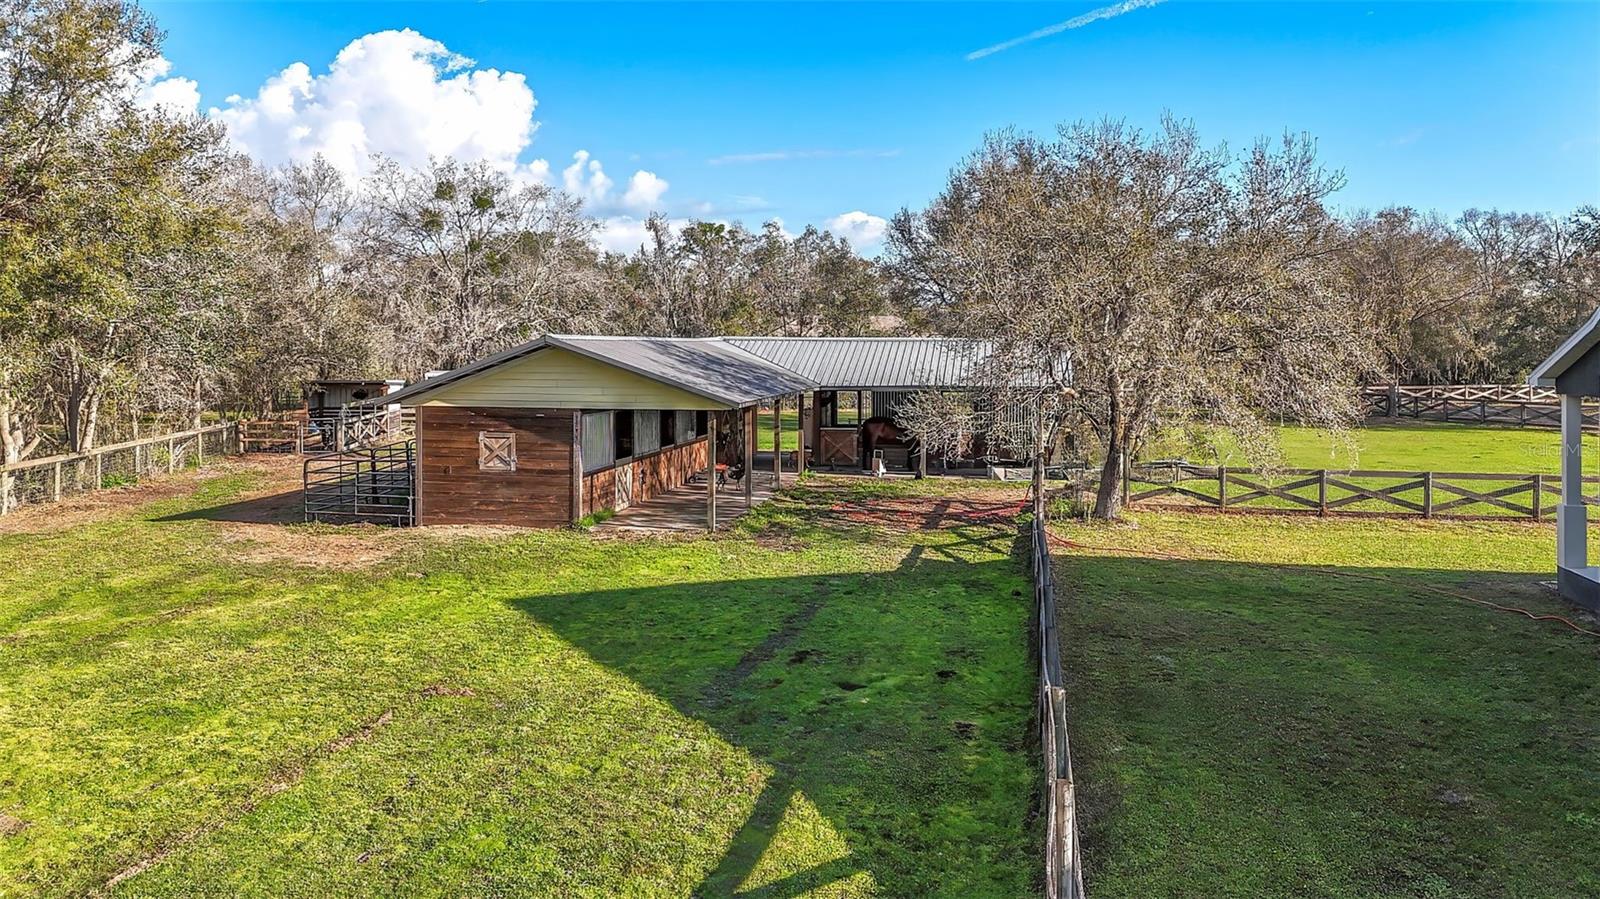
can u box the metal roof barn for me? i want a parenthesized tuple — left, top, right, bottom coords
(725, 337, 1003, 388)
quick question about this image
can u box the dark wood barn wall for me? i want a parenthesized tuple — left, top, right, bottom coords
(416, 406, 577, 527)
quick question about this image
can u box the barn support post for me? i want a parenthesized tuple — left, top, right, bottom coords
(570, 412, 583, 524)
(772, 397, 781, 482)
(798, 392, 808, 474)
(745, 405, 755, 510)
(1558, 393, 1587, 571)
(706, 419, 718, 532)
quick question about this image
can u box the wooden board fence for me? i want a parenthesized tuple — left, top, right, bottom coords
(1030, 514, 1085, 899)
(1362, 384, 1598, 429)
(1125, 461, 1589, 520)
(0, 422, 239, 517)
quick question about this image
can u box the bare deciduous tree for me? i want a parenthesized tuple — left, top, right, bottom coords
(888, 116, 1378, 518)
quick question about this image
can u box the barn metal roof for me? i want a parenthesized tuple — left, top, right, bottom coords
(550, 335, 815, 405)
(725, 337, 1005, 388)
(383, 334, 1038, 409)
(383, 334, 816, 408)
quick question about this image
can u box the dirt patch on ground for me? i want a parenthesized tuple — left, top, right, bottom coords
(3, 452, 545, 568)
(826, 496, 1027, 532)
(216, 525, 412, 569)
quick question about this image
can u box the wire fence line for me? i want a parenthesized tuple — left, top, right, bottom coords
(1030, 513, 1085, 899)
(0, 422, 239, 517)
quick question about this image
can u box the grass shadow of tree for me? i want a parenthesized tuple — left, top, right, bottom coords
(510, 519, 1038, 897)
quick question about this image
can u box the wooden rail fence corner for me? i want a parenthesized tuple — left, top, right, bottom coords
(1031, 514, 1085, 899)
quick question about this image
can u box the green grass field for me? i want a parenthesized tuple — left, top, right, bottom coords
(0, 462, 1036, 897)
(1052, 511, 1600, 898)
(1128, 421, 1600, 518)
(757, 409, 802, 452)
(1151, 420, 1594, 474)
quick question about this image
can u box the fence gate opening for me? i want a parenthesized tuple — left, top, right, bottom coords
(303, 441, 415, 526)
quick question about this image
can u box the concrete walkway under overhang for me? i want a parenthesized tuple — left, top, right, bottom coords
(593, 469, 797, 534)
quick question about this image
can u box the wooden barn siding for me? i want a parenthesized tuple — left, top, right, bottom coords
(416, 406, 576, 527)
(582, 436, 709, 518)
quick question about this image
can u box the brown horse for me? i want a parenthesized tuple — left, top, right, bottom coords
(862, 417, 911, 470)
(862, 417, 905, 447)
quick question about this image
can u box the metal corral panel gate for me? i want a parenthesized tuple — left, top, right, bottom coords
(303, 441, 415, 526)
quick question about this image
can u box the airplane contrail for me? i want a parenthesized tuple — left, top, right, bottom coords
(966, 0, 1169, 61)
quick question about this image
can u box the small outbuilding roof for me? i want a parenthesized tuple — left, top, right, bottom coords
(726, 336, 1006, 389)
(1530, 307, 1600, 389)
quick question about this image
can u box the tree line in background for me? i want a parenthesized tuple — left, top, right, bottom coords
(2, 0, 1597, 515)
(885, 119, 1599, 517)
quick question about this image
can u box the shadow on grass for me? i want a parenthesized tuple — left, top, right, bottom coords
(152, 489, 303, 525)
(510, 518, 1039, 897)
(1050, 551, 1600, 897)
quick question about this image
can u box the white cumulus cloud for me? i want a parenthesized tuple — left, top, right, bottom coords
(826, 211, 888, 250)
(561, 150, 614, 202)
(622, 170, 669, 211)
(211, 29, 539, 178)
(593, 215, 678, 255)
(131, 54, 200, 116)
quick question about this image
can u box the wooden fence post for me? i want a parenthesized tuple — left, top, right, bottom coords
(1532, 473, 1543, 520)
(1423, 471, 1434, 519)
(94, 452, 102, 489)
(1319, 469, 1329, 516)
(53, 462, 61, 502)
(1388, 384, 1400, 419)
(133, 443, 142, 476)
(1120, 450, 1131, 509)
(1218, 466, 1228, 510)
(168, 436, 176, 473)
(197, 430, 205, 465)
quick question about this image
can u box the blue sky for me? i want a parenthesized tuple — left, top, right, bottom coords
(146, 1, 1600, 252)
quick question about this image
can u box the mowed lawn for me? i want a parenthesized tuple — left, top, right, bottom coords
(0, 460, 1037, 897)
(1132, 421, 1600, 518)
(1153, 419, 1597, 474)
(1053, 511, 1600, 898)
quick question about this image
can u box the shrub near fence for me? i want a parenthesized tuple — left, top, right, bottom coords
(1125, 461, 1595, 520)
(0, 422, 239, 517)
(1030, 514, 1084, 899)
